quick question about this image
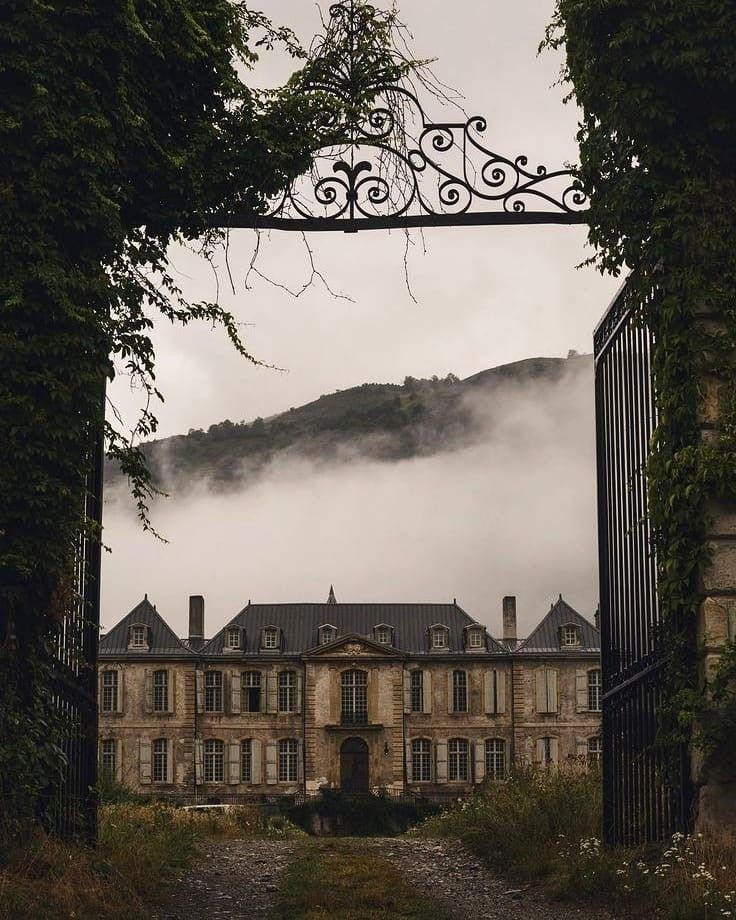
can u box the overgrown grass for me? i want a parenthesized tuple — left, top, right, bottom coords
(272, 839, 451, 920)
(414, 766, 736, 919)
(0, 803, 302, 920)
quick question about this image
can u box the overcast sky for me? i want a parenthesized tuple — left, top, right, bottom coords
(102, 1, 620, 638)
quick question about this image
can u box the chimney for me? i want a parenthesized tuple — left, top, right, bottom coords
(594, 604, 601, 631)
(502, 595, 517, 642)
(189, 595, 205, 650)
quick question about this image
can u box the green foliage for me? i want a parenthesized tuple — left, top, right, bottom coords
(285, 789, 439, 837)
(0, 0, 416, 841)
(545, 1, 736, 770)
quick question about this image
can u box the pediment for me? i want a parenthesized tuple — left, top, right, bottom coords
(304, 633, 402, 658)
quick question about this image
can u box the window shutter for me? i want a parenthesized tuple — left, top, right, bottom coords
(167, 670, 175, 714)
(423, 671, 432, 714)
(297, 740, 304, 783)
(575, 670, 588, 712)
(97, 672, 103, 711)
(194, 739, 204, 784)
(266, 674, 278, 714)
(549, 737, 559, 766)
(535, 668, 547, 713)
(166, 740, 174, 784)
(474, 740, 486, 783)
(265, 741, 278, 784)
(195, 671, 204, 714)
(576, 736, 588, 759)
(403, 671, 412, 714)
(405, 740, 413, 783)
(117, 671, 125, 713)
(144, 670, 153, 713)
(251, 739, 263, 784)
(483, 670, 493, 714)
(496, 670, 506, 714)
(230, 672, 242, 714)
(116, 739, 123, 782)
(227, 742, 240, 784)
(295, 674, 303, 714)
(535, 738, 545, 765)
(139, 740, 152, 785)
(546, 669, 559, 712)
(436, 740, 448, 784)
(446, 672, 453, 713)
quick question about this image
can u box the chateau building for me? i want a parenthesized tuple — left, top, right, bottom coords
(98, 591, 602, 796)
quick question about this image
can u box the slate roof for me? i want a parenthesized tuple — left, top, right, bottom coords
(517, 596, 600, 654)
(99, 597, 194, 658)
(202, 602, 507, 656)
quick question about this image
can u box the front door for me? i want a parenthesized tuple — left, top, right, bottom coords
(340, 737, 369, 793)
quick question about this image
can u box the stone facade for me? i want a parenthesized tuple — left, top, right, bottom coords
(98, 593, 602, 797)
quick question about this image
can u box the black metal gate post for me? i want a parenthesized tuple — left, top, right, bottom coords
(594, 278, 693, 846)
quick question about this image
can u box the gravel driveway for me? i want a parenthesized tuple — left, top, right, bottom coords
(153, 836, 615, 919)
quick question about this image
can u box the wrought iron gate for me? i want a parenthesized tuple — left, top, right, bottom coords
(594, 278, 692, 846)
(45, 431, 104, 840)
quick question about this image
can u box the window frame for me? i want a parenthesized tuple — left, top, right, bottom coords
(226, 627, 241, 650)
(262, 627, 280, 650)
(278, 738, 298, 783)
(374, 625, 392, 645)
(588, 736, 603, 765)
(130, 624, 148, 649)
(319, 624, 336, 645)
(153, 669, 168, 712)
(409, 669, 424, 713)
(204, 670, 224, 713)
(203, 739, 225, 783)
(152, 738, 168, 783)
(411, 738, 432, 782)
(101, 738, 116, 777)
(452, 669, 468, 713)
(431, 627, 448, 650)
(341, 669, 368, 725)
(448, 737, 469, 782)
(102, 670, 118, 713)
(561, 624, 581, 647)
(242, 670, 262, 713)
(278, 670, 297, 713)
(485, 738, 506, 780)
(241, 739, 252, 783)
(587, 668, 602, 712)
(467, 628, 484, 649)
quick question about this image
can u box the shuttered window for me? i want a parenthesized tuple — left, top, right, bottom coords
(411, 739, 431, 782)
(278, 739, 298, 782)
(535, 668, 559, 713)
(448, 738, 469, 781)
(204, 740, 225, 782)
(205, 671, 223, 712)
(485, 739, 506, 780)
(102, 671, 118, 712)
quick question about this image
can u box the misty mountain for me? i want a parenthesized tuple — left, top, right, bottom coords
(107, 353, 592, 494)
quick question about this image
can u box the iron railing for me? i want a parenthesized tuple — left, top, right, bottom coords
(594, 277, 692, 846)
(45, 427, 104, 841)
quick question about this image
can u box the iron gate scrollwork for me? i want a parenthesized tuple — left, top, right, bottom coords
(594, 278, 693, 846)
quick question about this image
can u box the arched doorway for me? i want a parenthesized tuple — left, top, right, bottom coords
(340, 737, 369, 793)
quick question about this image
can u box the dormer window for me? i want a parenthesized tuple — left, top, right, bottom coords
(319, 624, 337, 645)
(431, 626, 449, 650)
(561, 624, 581, 647)
(465, 627, 484, 650)
(129, 624, 149, 650)
(262, 627, 280, 650)
(226, 627, 242, 650)
(374, 624, 393, 645)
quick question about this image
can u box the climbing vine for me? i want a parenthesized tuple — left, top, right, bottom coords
(0, 0, 416, 843)
(545, 1, 736, 775)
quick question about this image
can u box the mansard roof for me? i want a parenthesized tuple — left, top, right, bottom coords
(203, 602, 506, 656)
(517, 596, 600, 654)
(99, 597, 194, 658)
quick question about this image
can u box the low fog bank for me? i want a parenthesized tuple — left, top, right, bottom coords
(101, 358, 598, 640)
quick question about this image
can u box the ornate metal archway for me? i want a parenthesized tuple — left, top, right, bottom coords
(224, 1, 587, 233)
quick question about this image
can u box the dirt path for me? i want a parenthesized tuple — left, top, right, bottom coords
(154, 836, 615, 919)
